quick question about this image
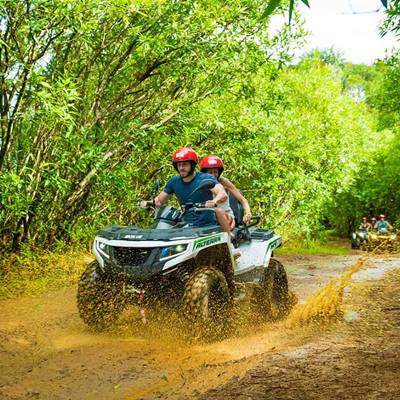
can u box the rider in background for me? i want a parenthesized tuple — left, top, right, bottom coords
(370, 217, 377, 231)
(153, 147, 230, 231)
(376, 214, 393, 234)
(359, 217, 372, 231)
(199, 155, 252, 230)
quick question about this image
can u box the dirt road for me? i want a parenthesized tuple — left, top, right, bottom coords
(1, 253, 399, 400)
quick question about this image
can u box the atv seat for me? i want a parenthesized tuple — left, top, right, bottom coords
(229, 193, 251, 246)
(229, 192, 244, 226)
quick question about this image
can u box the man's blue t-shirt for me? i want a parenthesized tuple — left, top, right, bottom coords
(163, 172, 219, 226)
(376, 220, 389, 232)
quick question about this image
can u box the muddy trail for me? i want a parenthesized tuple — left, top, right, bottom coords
(1, 253, 400, 400)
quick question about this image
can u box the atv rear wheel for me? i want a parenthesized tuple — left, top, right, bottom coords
(77, 261, 126, 330)
(182, 266, 232, 341)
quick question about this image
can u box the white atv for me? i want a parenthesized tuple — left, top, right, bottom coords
(77, 180, 295, 339)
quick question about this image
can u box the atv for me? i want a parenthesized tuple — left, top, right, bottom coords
(351, 229, 369, 249)
(77, 179, 295, 340)
(366, 230, 398, 253)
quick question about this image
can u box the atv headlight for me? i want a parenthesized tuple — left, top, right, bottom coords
(96, 240, 111, 259)
(159, 244, 187, 260)
(370, 234, 378, 240)
(390, 234, 396, 240)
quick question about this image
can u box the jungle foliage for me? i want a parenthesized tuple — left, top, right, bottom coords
(1, 0, 300, 250)
(331, 52, 400, 234)
(0, 0, 399, 254)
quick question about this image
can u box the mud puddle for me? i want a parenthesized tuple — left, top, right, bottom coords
(200, 257, 400, 400)
(0, 254, 399, 399)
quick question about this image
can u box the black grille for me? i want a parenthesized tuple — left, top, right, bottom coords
(113, 247, 151, 266)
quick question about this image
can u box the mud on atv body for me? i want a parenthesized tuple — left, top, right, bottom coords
(77, 194, 295, 340)
(364, 231, 398, 253)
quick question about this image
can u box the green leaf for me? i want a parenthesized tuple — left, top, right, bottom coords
(301, 0, 310, 7)
(260, 0, 282, 20)
(39, 81, 52, 89)
(380, 0, 388, 8)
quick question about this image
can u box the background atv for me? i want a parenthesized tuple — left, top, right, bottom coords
(366, 230, 398, 253)
(77, 180, 296, 340)
(351, 229, 369, 249)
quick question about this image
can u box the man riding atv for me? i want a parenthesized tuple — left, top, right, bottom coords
(359, 217, 372, 231)
(152, 147, 232, 233)
(366, 214, 397, 253)
(77, 146, 295, 340)
(351, 216, 371, 249)
(376, 214, 393, 234)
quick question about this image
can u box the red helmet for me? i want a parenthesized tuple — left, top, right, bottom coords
(172, 147, 198, 171)
(200, 155, 224, 170)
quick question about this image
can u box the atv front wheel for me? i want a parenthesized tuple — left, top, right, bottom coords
(182, 266, 232, 341)
(77, 261, 126, 330)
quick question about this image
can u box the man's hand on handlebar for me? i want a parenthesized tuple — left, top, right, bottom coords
(205, 200, 216, 208)
(139, 200, 155, 209)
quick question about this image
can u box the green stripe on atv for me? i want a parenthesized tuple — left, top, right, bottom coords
(193, 233, 224, 250)
(268, 239, 280, 252)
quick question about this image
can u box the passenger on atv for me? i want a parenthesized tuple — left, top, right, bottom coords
(370, 217, 377, 231)
(152, 147, 231, 232)
(199, 155, 252, 232)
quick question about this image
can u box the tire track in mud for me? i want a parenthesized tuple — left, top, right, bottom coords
(0, 254, 398, 400)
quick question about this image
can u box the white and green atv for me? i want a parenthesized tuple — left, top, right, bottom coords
(77, 180, 295, 339)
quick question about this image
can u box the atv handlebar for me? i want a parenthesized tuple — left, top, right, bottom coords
(182, 202, 216, 212)
(245, 214, 260, 227)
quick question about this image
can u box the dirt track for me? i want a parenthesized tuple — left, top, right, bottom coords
(1, 253, 399, 400)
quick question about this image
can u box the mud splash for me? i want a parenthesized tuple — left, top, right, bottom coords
(120, 259, 373, 399)
(4, 255, 398, 400)
(285, 258, 367, 327)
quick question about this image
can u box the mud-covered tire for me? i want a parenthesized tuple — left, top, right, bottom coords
(182, 266, 232, 341)
(77, 261, 126, 330)
(388, 241, 397, 253)
(260, 258, 292, 320)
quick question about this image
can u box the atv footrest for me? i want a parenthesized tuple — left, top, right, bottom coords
(250, 228, 273, 240)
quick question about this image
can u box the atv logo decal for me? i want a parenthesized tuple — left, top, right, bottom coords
(193, 234, 223, 250)
(125, 234, 143, 239)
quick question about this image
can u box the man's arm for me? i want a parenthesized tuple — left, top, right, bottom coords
(154, 191, 170, 208)
(207, 183, 227, 207)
